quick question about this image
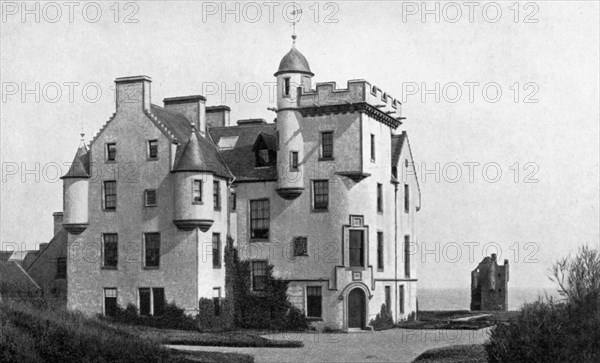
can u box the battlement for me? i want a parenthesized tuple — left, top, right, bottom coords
(298, 80, 402, 121)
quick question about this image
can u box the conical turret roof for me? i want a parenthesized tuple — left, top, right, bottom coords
(61, 142, 90, 179)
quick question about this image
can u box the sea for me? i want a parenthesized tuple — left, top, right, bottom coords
(418, 287, 562, 311)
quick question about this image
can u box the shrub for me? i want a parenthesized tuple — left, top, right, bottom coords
(486, 245, 600, 362)
(369, 304, 395, 331)
(103, 302, 197, 331)
(197, 297, 234, 331)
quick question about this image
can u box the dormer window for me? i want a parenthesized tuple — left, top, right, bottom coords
(283, 77, 291, 97)
(253, 133, 276, 167)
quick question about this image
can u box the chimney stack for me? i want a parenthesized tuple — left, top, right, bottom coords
(491, 253, 497, 261)
(206, 105, 231, 128)
(114, 75, 152, 113)
(53, 212, 63, 235)
(163, 95, 207, 136)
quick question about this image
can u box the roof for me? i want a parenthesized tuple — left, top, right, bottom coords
(172, 129, 233, 179)
(391, 132, 407, 167)
(275, 45, 314, 76)
(62, 143, 90, 179)
(209, 123, 278, 182)
(0, 251, 12, 262)
(0, 261, 40, 293)
(149, 104, 193, 142)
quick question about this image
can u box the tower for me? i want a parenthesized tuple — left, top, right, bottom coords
(61, 132, 90, 234)
(275, 34, 313, 200)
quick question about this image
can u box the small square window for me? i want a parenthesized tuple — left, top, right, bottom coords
(148, 140, 158, 159)
(106, 143, 116, 161)
(293, 237, 308, 256)
(145, 189, 157, 207)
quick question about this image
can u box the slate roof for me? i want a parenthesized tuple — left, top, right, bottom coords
(209, 123, 278, 182)
(25, 229, 67, 273)
(391, 131, 406, 167)
(0, 261, 40, 293)
(172, 129, 233, 179)
(62, 143, 90, 179)
(149, 104, 193, 142)
(275, 45, 313, 76)
(0, 251, 12, 262)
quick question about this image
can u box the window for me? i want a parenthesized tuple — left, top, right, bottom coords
(144, 233, 160, 268)
(250, 199, 270, 239)
(392, 166, 398, 179)
(385, 286, 391, 313)
(192, 180, 202, 203)
(313, 180, 329, 210)
(321, 131, 333, 159)
(217, 136, 238, 150)
(306, 286, 322, 318)
(230, 190, 237, 212)
(103, 234, 118, 268)
(139, 287, 165, 316)
(256, 149, 271, 167)
(283, 77, 290, 97)
(139, 288, 151, 315)
(370, 134, 376, 161)
(404, 235, 411, 277)
(103, 181, 117, 210)
(251, 261, 267, 291)
(56, 257, 66, 279)
(148, 140, 158, 159)
(106, 143, 116, 161)
(104, 288, 118, 317)
(213, 288, 221, 316)
(377, 183, 383, 213)
(404, 184, 410, 213)
(293, 237, 308, 256)
(290, 151, 299, 171)
(213, 181, 221, 210)
(349, 230, 364, 267)
(377, 232, 384, 270)
(153, 288, 165, 315)
(212, 233, 221, 268)
(144, 189, 157, 207)
(399, 285, 405, 314)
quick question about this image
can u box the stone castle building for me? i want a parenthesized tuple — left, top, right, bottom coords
(471, 254, 509, 311)
(56, 39, 421, 330)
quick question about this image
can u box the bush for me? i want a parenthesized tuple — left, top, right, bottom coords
(486, 245, 600, 362)
(0, 300, 173, 362)
(197, 297, 234, 331)
(103, 302, 197, 331)
(369, 304, 395, 331)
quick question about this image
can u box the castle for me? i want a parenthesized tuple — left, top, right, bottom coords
(471, 254, 509, 311)
(50, 39, 421, 330)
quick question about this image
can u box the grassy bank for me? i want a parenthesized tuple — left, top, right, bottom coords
(0, 300, 253, 362)
(110, 323, 304, 348)
(413, 344, 487, 363)
(398, 310, 518, 330)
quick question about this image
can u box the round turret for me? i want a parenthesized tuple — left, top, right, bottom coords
(275, 41, 313, 200)
(172, 129, 231, 231)
(61, 136, 90, 234)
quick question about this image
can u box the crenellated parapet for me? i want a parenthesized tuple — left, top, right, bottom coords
(297, 80, 403, 128)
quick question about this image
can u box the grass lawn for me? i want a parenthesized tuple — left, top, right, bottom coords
(398, 310, 518, 330)
(109, 323, 304, 348)
(413, 344, 488, 362)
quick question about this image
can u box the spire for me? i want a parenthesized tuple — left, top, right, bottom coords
(61, 131, 90, 179)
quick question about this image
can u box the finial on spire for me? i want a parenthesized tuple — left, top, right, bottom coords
(79, 120, 86, 145)
(289, 4, 302, 46)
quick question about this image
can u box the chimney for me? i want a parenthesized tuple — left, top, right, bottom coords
(114, 75, 152, 113)
(491, 253, 497, 261)
(206, 105, 231, 128)
(163, 95, 207, 136)
(52, 212, 63, 235)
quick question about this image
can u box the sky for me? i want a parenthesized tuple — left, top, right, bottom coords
(1, 1, 598, 291)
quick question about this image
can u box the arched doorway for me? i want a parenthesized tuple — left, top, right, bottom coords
(348, 288, 366, 328)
